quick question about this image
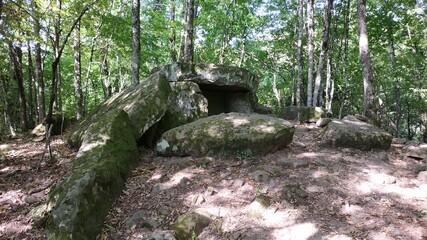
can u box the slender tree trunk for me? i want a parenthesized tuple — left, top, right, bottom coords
(131, 0, 140, 85)
(338, 0, 351, 119)
(169, 0, 177, 63)
(83, 37, 96, 113)
(387, 22, 401, 137)
(357, 0, 375, 118)
(325, 49, 333, 113)
(296, 0, 304, 108)
(313, 0, 333, 107)
(306, 0, 314, 107)
(73, 21, 83, 120)
(9, 43, 28, 131)
(238, 33, 246, 67)
(182, 0, 195, 63)
(273, 72, 281, 108)
(101, 49, 112, 99)
(27, 41, 35, 129)
(34, 16, 45, 122)
(0, 76, 16, 136)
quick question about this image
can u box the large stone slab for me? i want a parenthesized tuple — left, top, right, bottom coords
(152, 63, 259, 91)
(67, 72, 171, 148)
(46, 109, 138, 239)
(157, 81, 208, 135)
(156, 113, 294, 157)
(321, 115, 392, 150)
(152, 63, 270, 116)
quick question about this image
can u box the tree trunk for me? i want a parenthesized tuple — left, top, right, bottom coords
(0, 76, 16, 136)
(296, 0, 304, 108)
(83, 36, 96, 113)
(169, 0, 177, 63)
(306, 0, 314, 107)
(273, 72, 281, 108)
(101, 49, 112, 99)
(27, 41, 35, 129)
(313, 0, 333, 107)
(338, 0, 351, 119)
(131, 0, 140, 85)
(9, 43, 28, 131)
(182, 0, 195, 63)
(357, 0, 375, 119)
(325, 49, 333, 113)
(33, 6, 45, 123)
(73, 20, 83, 120)
(238, 33, 246, 67)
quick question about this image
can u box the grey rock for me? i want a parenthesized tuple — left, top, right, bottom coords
(142, 230, 176, 240)
(46, 109, 139, 239)
(418, 171, 427, 184)
(125, 210, 159, 229)
(157, 81, 208, 136)
(277, 159, 309, 169)
(173, 211, 211, 240)
(157, 113, 294, 157)
(232, 179, 246, 188)
(407, 144, 427, 159)
(262, 165, 283, 176)
(321, 115, 392, 150)
(251, 170, 269, 182)
(316, 117, 332, 127)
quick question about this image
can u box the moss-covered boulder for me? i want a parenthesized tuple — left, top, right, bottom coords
(46, 109, 138, 239)
(173, 211, 211, 240)
(31, 112, 72, 136)
(156, 112, 294, 157)
(320, 115, 392, 150)
(67, 72, 171, 148)
(282, 106, 325, 123)
(157, 82, 208, 135)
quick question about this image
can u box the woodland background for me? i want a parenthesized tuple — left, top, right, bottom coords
(0, 0, 426, 141)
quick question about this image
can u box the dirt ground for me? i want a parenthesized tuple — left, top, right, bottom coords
(1, 123, 427, 239)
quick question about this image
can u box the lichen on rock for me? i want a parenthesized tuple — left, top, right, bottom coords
(156, 112, 295, 157)
(46, 109, 138, 239)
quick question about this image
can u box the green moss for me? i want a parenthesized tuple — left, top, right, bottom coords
(46, 110, 138, 240)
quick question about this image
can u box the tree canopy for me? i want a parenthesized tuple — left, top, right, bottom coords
(0, 0, 426, 140)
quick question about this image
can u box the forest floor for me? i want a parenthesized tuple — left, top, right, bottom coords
(1, 123, 427, 239)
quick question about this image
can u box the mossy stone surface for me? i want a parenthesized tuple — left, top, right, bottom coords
(157, 82, 208, 135)
(67, 72, 171, 148)
(156, 113, 294, 157)
(321, 115, 392, 150)
(46, 109, 138, 240)
(173, 211, 211, 240)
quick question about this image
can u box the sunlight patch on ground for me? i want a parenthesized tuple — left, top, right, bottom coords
(0, 220, 30, 236)
(0, 189, 25, 206)
(271, 222, 318, 240)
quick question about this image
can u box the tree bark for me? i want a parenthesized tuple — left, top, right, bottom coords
(73, 20, 83, 120)
(0, 75, 16, 136)
(182, 0, 195, 63)
(296, 0, 304, 108)
(306, 0, 314, 107)
(338, 0, 351, 119)
(33, 2, 45, 123)
(27, 41, 35, 129)
(131, 0, 140, 85)
(169, 0, 177, 63)
(9, 43, 28, 131)
(313, 0, 333, 107)
(357, 0, 375, 118)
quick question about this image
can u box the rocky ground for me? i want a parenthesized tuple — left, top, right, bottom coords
(1, 123, 427, 239)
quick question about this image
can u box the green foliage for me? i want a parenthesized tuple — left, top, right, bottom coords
(0, 0, 426, 141)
